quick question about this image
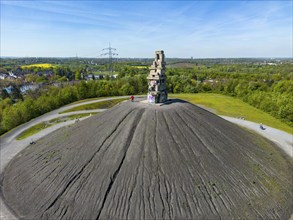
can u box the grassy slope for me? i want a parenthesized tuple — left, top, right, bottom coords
(171, 93, 292, 134)
(60, 98, 128, 113)
(17, 113, 97, 140)
(16, 122, 53, 140)
(67, 97, 106, 105)
(14, 94, 292, 139)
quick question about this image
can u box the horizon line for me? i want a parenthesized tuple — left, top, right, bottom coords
(1, 56, 292, 60)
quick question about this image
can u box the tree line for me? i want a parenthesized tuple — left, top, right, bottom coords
(0, 63, 292, 135)
(0, 73, 147, 135)
(166, 64, 292, 127)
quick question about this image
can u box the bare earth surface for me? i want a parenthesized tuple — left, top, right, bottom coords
(0, 96, 129, 220)
(1, 99, 292, 219)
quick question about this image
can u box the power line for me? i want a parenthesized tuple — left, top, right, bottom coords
(100, 43, 118, 72)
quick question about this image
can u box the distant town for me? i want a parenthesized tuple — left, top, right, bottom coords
(0, 57, 290, 95)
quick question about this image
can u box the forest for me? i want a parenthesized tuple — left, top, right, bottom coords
(0, 58, 292, 135)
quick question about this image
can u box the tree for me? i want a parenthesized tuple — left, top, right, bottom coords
(25, 74, 38, 83)
(0, 98, 13, 133)
(1, 89, 10, 100)
(75, 70, 81, 80)
(36, 76, 48, 83)
(77, 81, 89, 99)
(60, 86, 78, 104)
(119, 83, 134, 95)
(10, 85, 23, 100)
(2, 105, 22, 131)
(57, 76, 67, 82)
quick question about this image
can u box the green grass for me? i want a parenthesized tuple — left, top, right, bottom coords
(129, 65, 149, 69)
(15, 93, 292, 139)
(67, 112, 98, 120)
(67, 97, 106, 105)
(171, 93, 292, 134)
(60, 98, 128, 113)
(16, 113, 97, 140)
(16, 122, 53, 140)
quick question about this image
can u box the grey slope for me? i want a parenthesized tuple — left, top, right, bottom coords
(2, 100, 293, 219)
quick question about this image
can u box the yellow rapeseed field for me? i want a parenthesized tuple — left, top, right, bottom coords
(21, 63, 56, 69)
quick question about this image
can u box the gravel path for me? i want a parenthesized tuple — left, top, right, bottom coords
(0, 96, 132, 147)
(0, 98, 292, 219)
(221, 116, 293, 158)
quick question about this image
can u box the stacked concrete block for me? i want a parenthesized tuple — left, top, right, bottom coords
(147, 50, 168, 103)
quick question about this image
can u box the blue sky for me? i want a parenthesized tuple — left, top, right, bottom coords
(1, 0, 292, 58)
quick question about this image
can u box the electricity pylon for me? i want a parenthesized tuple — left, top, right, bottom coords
(100, 43, 118, 72)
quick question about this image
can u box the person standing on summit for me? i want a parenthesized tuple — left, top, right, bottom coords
(130, 95, 134, 102)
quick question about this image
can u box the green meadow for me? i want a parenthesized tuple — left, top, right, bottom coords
(171, 93, 292, 134)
